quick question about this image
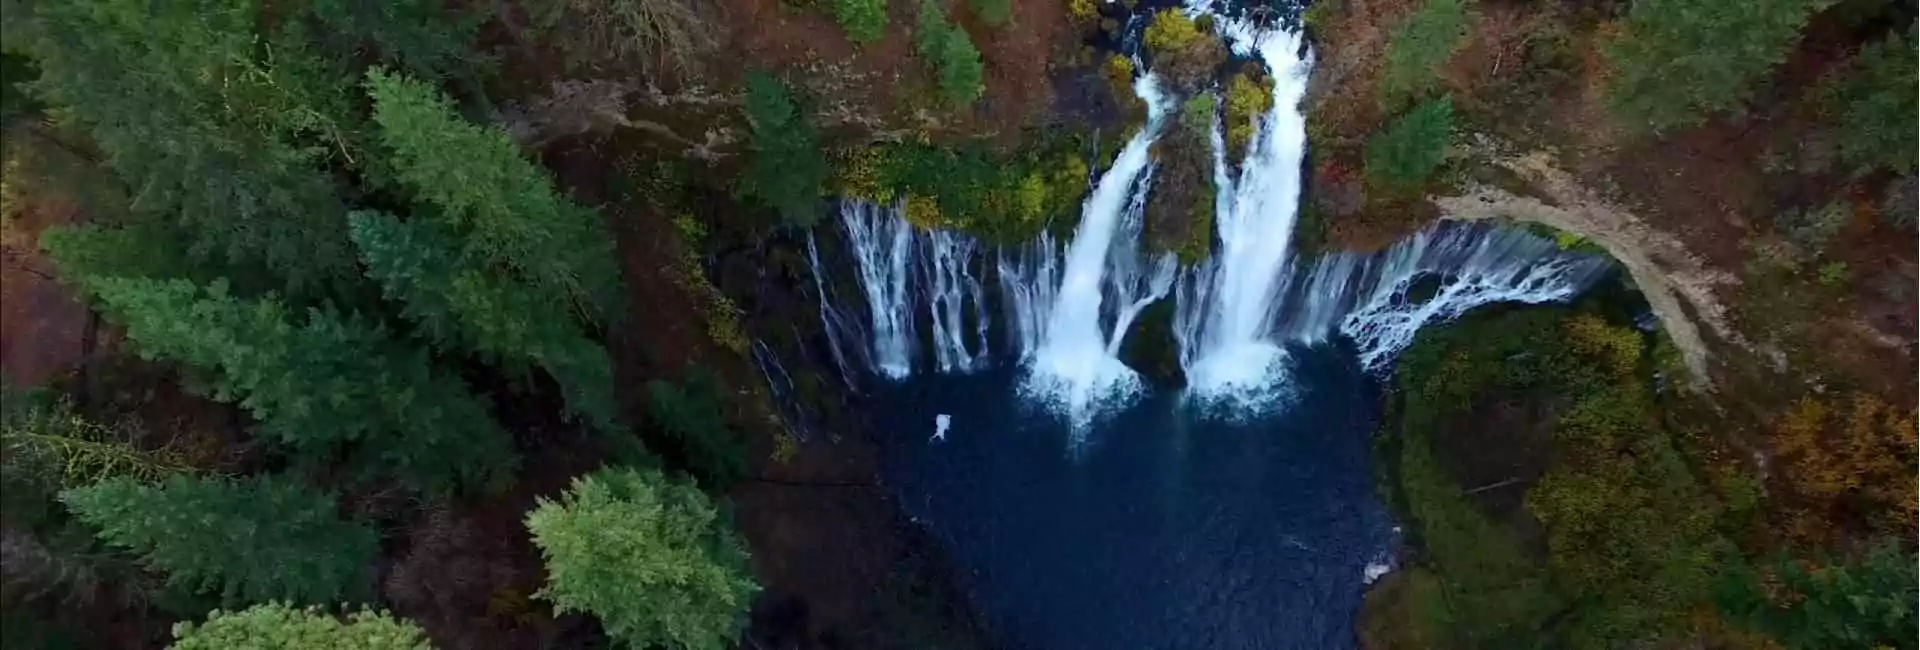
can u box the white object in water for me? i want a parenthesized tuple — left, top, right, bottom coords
(931, 414, 952, 442)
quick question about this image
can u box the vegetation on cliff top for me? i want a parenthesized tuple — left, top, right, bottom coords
(1369, 303, 1916, 649)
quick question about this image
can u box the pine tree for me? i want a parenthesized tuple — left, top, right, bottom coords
(364, 69, 623, 323)
(85, 277, 516, 493)
(61, 475, 377, 605)
(349, 211, 618, 430)
(171, 603, 434, 650)
(525, 467, 758, 650)
(1604, 0, 1831, 132)
(20, 0, 365, 293)
(1365, 98, 1454, 189)
(739, 72, 828, 226)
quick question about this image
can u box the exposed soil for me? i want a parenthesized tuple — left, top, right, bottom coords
(0, 178, 89, 388)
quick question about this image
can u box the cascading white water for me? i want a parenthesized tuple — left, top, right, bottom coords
(1175, 25, 1314, 402)
(1023, 74, 1172, 422)
(1288, 222, 1612, 369)
(822, 199, 998, 378)
(802, 12, 1616, 429)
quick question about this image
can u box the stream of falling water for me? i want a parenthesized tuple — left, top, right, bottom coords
(802, 12, 1610, 431)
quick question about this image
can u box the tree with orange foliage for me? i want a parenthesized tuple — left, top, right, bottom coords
(1770, 393, 1918, 542)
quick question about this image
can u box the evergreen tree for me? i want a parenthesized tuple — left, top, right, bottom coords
(525, 467, 758, 650)
(1824, 29, 1917, 176)
(1365, 98, 1454, 189)
(84, 277, 516, 493)
(1604, 0, 1831, 132)
(171, 603, 434, 650)
(364, 69, 623, 323)
(738, 72, 828, 226)
(914, 0, 985, 107)
(61, 475, 377, 606)
(1377, 0, 1473, 108)
(20, 0, 365, 293)
(349, 211, 618, 430)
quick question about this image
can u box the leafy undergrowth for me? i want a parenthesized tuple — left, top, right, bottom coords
(1372, 304, 1917, 649)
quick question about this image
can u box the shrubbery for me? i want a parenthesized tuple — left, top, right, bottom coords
(831, 0, 889, 44)
(1364, 98, 1454, 189)
(1823, 30, 1917, 175)
(972, 0, 1012, 26)
(525, 467, 759, 650)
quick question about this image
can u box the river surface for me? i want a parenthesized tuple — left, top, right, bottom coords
(872, 346, 1396, 650)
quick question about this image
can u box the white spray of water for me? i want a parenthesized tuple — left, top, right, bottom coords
(1023, 74, 1172, 424)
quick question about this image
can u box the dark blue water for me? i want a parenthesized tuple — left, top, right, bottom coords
(873, 346, 1395, 650)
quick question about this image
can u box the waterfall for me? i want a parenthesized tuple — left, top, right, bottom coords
(800, 14, 1615, 426)
(1284, 222, 1612, 369)
(817, 199, 997, 379)
(1023, 74, 1172, 422)
(1175, 25, 1313, 401)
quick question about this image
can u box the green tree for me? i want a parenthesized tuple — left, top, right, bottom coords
(1604, 0, 1831, 132)
(295, 0, 483, 83)
(739, 72, 828, 226)
(1719, 544, 1918, 649)
(915, 0, 985, 107)
(1823, 29, 1917, 175)
(525, 467, 758, 650)
(831, 0, 889, 44)
(171, 603, 432, 650)
(365, 69, 624, 323)
(646, 369, 747, 487)
(61, 475, 377, 605)
(1378, 0, 1472, 108)
(20, 0, 364, 293)
(1365, 97, 1454, 189)
(348, 211, 618, 431)
(78, 276, 516, 493)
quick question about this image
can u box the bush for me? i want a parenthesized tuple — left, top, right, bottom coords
(739, 71, 829, 226)
(1180, 92, 1216, 134)
(831, 0, 888, 44)
(62, 475, 377, 605)
(972, 0, 1012, 26)
(1378, 0, 1472, 108)
(171, 603, 432, 650)
(914, 0, 985, 107)
(1364, 98, 1454, 189)
(525, 467, 759, 650)
(1823, 30, 1917, 175)
(1143, 10, 1207, 53)
(1603, 0, 1828, 132)
(1223, 68, 1271, 159)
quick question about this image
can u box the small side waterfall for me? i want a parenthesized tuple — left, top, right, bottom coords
(813, 200, 999, 379)
(1283, 222, 1612, 369)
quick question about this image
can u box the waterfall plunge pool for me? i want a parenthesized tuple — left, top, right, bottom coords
(869, 347, 1397, 650)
